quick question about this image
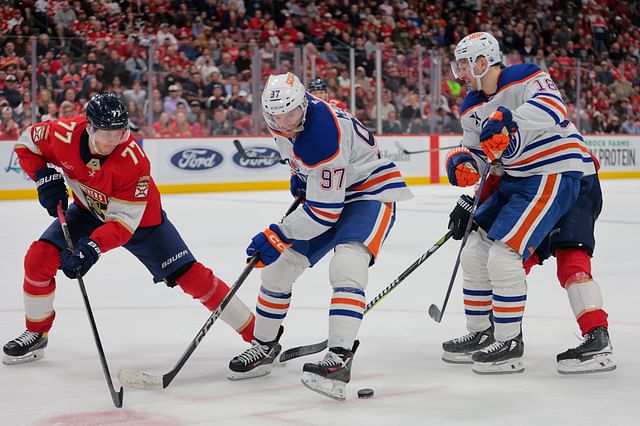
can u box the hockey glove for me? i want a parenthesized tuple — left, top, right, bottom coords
(446, 147, 479, 187)
(448, 194, 475, 240)
(246, 224, 292, 267)
(289, 173, 307, 198)
(61, 237, 101, 279)
(35, 167, 68, 217)
(480, 106, 517, 161)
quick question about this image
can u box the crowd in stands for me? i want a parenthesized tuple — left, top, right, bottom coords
(1, 0, 640, 140)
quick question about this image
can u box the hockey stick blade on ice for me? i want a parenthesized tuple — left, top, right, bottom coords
(118, 196, 303, 390)
(233, 139, 286, 164)
(428, 161, 493, 323)
(394, 141, 460, 155)
(57, 204, 124, 408)
(279, 231, 453, 363)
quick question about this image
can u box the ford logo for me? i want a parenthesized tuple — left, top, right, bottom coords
(170, 148, 223, 171)
(232, 146, 281, 169)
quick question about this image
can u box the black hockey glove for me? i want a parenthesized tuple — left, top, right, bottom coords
(61, 237, 101, 279)
(35, 167, 68, 217)
(289, 173, 306, 198)
(448, 194, 475, 240)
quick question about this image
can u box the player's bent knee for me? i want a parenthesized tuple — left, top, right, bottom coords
(261, 248, 309, 293)
(487, 242, 525, 287)
(164, 261, 195, 288)
(556, 248, 592, 288)
(460, 232, 489, 280)
(25, 240, 61, 277)
(329, 243, 370, 290)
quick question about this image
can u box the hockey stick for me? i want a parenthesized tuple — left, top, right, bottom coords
(428, 161, 493, 323)
(57, 204, 124, 408)
(118, 196, 303, 390)
(279, 230, 454, 363)
(395, 141, 460, 155)
(233, 139, 287, 164)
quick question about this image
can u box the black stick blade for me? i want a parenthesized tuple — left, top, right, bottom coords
(428, 304, 443, 322)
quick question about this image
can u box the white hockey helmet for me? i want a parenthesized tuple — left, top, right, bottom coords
(451, 32, 502, 90)
(262, 72, 308, 133)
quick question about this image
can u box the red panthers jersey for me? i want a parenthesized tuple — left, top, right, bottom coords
(14, 116, 162, 253)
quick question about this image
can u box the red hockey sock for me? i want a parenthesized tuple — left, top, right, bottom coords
(577, 310, 609, 335)
(24, 240, 60, 333)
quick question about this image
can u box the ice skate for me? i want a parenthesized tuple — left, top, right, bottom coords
(301, 341, 359, 401)
(228, 326, 283, 380)
(3, 330, 48, 365)
(557, 327, 616, 374)
(471, 333, 524, 374)
(442, 325, 495, 364)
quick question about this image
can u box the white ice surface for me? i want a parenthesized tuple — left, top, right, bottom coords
(1, 180, 638, 425)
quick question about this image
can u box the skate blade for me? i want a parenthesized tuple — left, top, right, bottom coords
(472, 358, 524, 375)
(442, 351, 473, 364)
(118, 368, 163, 390)
(301, 372, 346, 401)
(2, 349, 45, 365)
(557, 353, 616, 375)
(227, 364, 273, 381)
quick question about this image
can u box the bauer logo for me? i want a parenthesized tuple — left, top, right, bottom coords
(170, 148, 223, 171)
(232, 146, 281, 169)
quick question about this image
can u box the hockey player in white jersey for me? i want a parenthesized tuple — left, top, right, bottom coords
(441, 32, 614, 374)
(227, 72, 412, 400)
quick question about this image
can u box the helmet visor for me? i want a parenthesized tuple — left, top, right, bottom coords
(265, 105, 305, 133)
(451, 58, 472, 79)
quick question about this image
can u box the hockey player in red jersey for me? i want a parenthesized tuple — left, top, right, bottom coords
(3, 93, 256, 365)
(442, 32, 614, 375)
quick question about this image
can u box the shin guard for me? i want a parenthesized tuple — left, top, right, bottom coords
(23, 241, 59, 333)
(176, 262, 255, 342)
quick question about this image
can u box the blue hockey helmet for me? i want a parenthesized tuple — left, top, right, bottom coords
(308, 78, 328, 92)
(86, 92, 129, 131)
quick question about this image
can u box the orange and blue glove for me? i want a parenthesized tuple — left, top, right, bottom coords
(247, 224, 292, 267)
(480, 106, 518, 161)
(446, 147, 479, 187)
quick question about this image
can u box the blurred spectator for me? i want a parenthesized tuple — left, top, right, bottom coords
(382, 110, 402, 134)
(191, 110, 212, 137)
(123, 80, 147, 112)
(164, 85, 190, 117)
(620, 116, 640, 134)
(171, 112, 192, 137)
(3, 75, 22, 108)
(153, 112, 174, 137)
(211, 108, 234, 135)
(0, 106, 20, 139)
(59, 101, 76, 119)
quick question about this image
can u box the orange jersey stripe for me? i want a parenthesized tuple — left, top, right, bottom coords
(465, 299, 492, 307)
(508, 142, 589, 167)
(493, 305, 525, 313)
(257, 296, 290, 310)
(505, 174, 558, 252)
(308, 205, 341, 220)
(535, 96, 567, 118)
(367, 203, 393, 258)
(352, 171, 402, 191)
(330, 297, 366, 308)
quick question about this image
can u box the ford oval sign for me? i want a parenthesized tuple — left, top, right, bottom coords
(232, 146, 281, 169)
(170, 148, 223, 171)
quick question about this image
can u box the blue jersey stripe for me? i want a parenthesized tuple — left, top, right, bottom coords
(345, 182, 407, 201)
(305, 199, 344, 209)
(260, 287, 292, 299)
(329, 309, 364, 319)
(493, 294, 527, 303)
(463, 288, 493, 296)
(507, 153, 593, 172)
(527, 99, 560, 124)
(334, 287, 365, 296)
(494, 316, 524, 323)
(303, 203, 337, 227)
(524, 134, 585, 153)
(465, 309, 492, 316)
(256, 307, 288, 319)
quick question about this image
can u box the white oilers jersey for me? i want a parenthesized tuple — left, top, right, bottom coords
(270, 94, 413, 241)
(460, 64, 596, 177)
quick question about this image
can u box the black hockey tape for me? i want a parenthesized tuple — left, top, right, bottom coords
(357, 388, 374, 399)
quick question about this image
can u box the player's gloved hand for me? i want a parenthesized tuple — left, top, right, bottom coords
(480, 106, 517, 161)
(60, 238, 101, 279)
(289, 173, 306, 198)
(446, 147, 479, 187)
(35, 167, 68, 217)
(246, 224, 292, 267)
(448, 194, 475, 240)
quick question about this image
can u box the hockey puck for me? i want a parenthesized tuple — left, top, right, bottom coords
(357, 388, 374, 399)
